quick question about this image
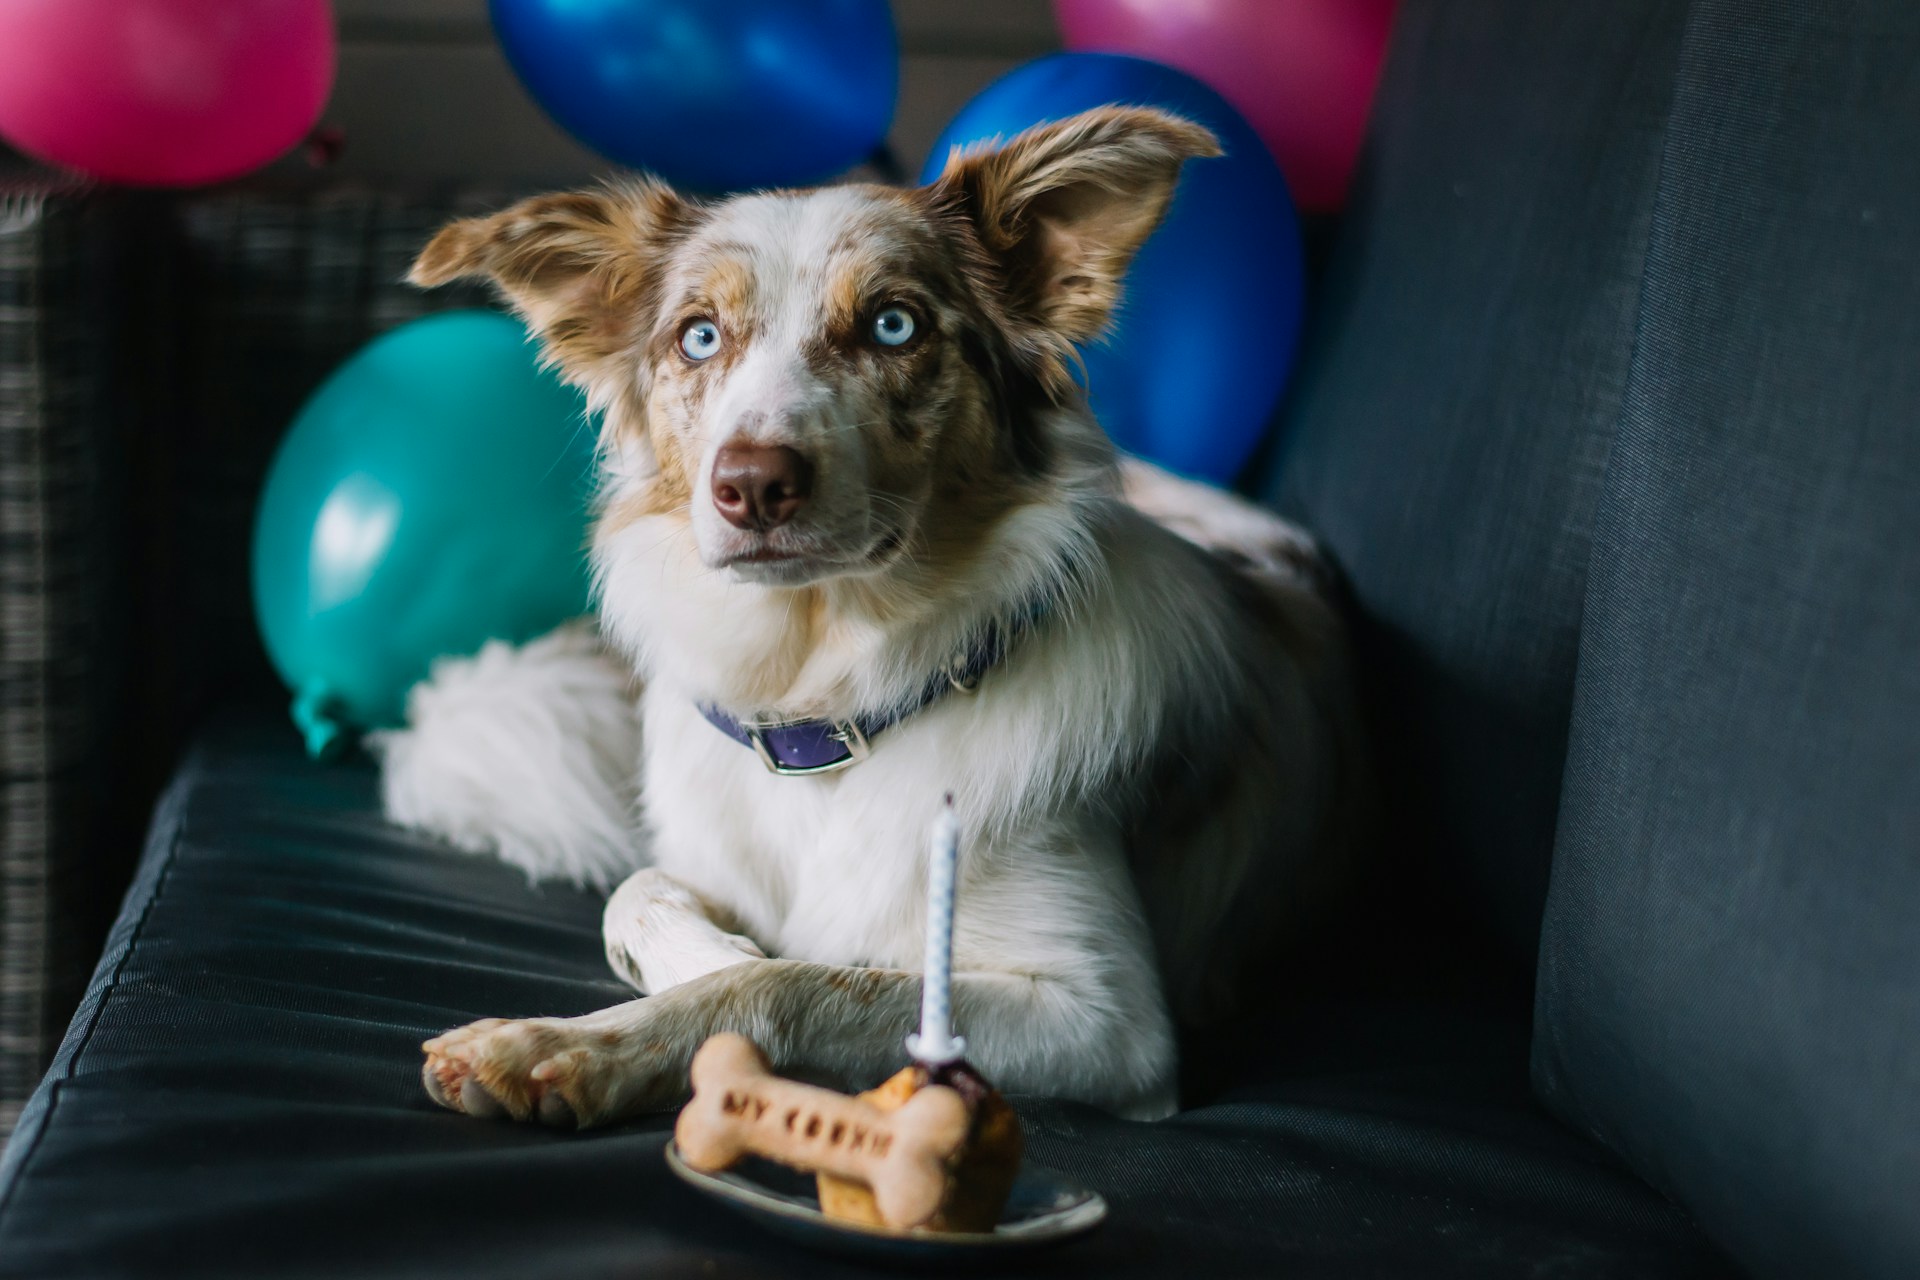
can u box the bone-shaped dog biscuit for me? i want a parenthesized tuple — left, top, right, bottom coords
(675, 1034, 973, 1230)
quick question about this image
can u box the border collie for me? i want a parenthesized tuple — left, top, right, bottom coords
(380, 107, 1366, 1127)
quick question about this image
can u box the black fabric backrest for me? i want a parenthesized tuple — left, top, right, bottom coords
(1265, 1, 1685, 956)
(1533, 4, 1920, 1278)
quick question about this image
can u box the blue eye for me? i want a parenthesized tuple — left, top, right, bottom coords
(680, 320, 721, 361)
(871, 306, 916, 347)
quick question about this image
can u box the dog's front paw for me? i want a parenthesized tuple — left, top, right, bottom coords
(421, 1010, 681, 1129)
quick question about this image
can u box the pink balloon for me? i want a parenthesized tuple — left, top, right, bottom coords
(0, 0, 336, 187)
(1055, 0, 1396, 213)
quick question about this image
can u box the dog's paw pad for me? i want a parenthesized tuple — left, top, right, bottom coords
(458, 1075, 507, 1120)
(532, 1041, 603, 1078)
(420, 1017, 613, 1126)
(536, 1089, 579, 1129)
(421, 1058, 454, 1109)
(422, 1041, 508, 1118)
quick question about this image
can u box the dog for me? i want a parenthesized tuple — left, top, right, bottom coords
(381, 107, 1367, 1128)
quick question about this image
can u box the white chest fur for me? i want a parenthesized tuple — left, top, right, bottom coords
(640, 691, 929, 967)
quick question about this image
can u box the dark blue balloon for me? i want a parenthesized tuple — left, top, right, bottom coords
(491, 0, 898, 193)
(922, 54, 1305, 483)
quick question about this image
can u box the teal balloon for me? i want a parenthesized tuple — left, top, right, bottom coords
(252, 310, 597, 758)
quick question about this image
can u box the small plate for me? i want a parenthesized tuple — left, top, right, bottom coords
(665, 1141, 1107, 1261)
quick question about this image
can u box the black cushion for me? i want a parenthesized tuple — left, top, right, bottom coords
(0, 721, 1732, 1278)
(1531, 3, 1920, 1278)
(1265, 0, 1687, 956)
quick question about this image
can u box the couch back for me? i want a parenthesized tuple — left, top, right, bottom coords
(1268, 1, 1686, 960)
(1270, 3, 1920, 1278)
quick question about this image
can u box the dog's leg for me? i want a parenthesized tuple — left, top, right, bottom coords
(1119, 456, 1324, 584)
(600, 867, 767, 995)
(421, 957, 1176, 1129)
(422, 838, 1177, 1127)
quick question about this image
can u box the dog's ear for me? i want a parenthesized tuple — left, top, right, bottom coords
(929, 107, 1219, 349)
(410, 181, 696, 385)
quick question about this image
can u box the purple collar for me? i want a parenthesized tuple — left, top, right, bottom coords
(697, 601, 1046, 776)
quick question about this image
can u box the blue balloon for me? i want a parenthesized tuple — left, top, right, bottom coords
(491, 0, 899, 192)
(252, 311, 598, 758)
(922, 54, 1305, 483)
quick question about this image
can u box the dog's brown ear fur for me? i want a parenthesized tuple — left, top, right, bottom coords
(410, 180, 696, 385)
(930, 107, 1219, 360)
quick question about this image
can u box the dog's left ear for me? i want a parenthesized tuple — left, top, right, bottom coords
(930, 107, 1220, 350)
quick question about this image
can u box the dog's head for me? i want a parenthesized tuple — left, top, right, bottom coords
(412, 108, 1217, 588)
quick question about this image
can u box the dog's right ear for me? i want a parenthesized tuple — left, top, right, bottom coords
(410, 180, 696, 385)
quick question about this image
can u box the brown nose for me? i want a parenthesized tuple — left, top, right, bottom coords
(711, 442, 813, 532)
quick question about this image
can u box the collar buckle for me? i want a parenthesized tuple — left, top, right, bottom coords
(743, 718, 872, 776)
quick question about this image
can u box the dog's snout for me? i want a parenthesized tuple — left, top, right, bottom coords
(712, 442, 814, 532)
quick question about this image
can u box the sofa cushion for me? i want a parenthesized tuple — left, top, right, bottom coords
(1264, 0, 1686, 957)
(0, 720, 1732, 1278)
(1532, 3, 1920, 1279)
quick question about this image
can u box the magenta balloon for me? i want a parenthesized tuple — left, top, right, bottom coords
(1054, 0, 1396, 213)
(0, 0, 336, 187)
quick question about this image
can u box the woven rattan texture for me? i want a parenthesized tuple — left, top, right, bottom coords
(0, 177, 511, 1133)
(0, 180, 130, 1134)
